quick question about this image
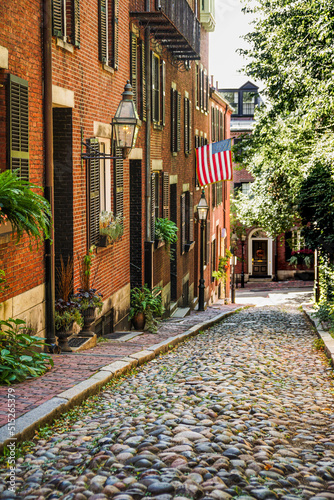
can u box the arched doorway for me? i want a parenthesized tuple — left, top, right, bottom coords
(248, 228, 273, 278)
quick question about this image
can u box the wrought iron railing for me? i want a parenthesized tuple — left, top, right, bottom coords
(130, 0, 201, 58)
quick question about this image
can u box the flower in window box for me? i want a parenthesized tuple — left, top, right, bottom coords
(99, 210, 124, 244)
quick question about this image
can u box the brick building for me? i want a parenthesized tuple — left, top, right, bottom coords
(220, 81, 313, 283)
(0, 0, 232, 344)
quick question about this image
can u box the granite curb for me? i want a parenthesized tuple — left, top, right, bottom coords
(302, 305, 334, 366)
(0, 306, 248, 453)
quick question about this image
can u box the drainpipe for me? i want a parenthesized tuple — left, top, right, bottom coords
(144, 0, 153, 288)
(43, 0, 56, 347)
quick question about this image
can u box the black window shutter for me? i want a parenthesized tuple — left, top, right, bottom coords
(111, 0, 119, 69)
(88, 138, 100, 246)
(177, 91, 181, 152)
(211, 107, 215, 142)
(184, 97, 189, 154)
(212, 184, 216, 208)
(180, 193, 186, 254)
(205, 74, 209, 112)
(161, 59, 166, 126)
(98, 0, 107, 63)
(141, 41, 147, 122)
(114, 147, 123, 221)
(72, 0, 80, 47)
(8, 75, 29, 181)
(52, 0, 63, 37)
(162, 172, 169, 219)
(151, 52, 156, 123)
(171, 88, 176, 152)
(189, 100, 192, 153)
(206, 223, 210, 266)
(151, 173, 156, 241)
(285, 231, 292, 261)
(195, 135, 199, 187)
(130, 33, 137, 107)
(188, 191, 194, 243)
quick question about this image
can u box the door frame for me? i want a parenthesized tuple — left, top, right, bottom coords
(248, 228, 273, 276)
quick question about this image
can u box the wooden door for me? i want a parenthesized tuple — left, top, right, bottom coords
(252, 240, 268, 275)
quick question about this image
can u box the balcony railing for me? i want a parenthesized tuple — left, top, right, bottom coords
(130, 0, 201, 60)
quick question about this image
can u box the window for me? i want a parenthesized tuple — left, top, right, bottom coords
(180, 191, 194, 254)
(52, 0, 80, 47)
(114, 146, 123, 221)
(241, 182, 251, 196)
(152, 53, 166, 126)
(196, 64, 209, 112)
(7, 75, 29, 180)
(88, 137, 114, 246)
(130, 35, 146, 122)
(211, 238, 216, 281)
(98, 0, 119, 69)
(99, 140, 111, 212)
(171, 88, 181, 153)
(195, 134, 200, 187)
(88, 138, 100, 246)
(221, 91, 238, 114)
(184, 96, 192, 155)
(151, 171, 169, 242)
(242, 91, 256, 115)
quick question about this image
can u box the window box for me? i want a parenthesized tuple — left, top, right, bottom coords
(154, 239, 165, 250)
(185, 241, 195, 253)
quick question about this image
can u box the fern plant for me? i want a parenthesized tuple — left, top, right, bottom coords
(155, 218, 178, 245)
(0, 170, 52, 247)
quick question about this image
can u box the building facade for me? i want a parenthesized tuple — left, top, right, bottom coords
(0, 0, 232, 343)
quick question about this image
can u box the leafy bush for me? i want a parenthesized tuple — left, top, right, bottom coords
(0, 318, 54, 385)
(314, 256, 334, 332)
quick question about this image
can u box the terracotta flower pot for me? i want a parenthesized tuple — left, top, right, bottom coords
(132, 312, 145, 330)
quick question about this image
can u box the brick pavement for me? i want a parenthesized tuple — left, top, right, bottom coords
(0, 303, 242, 427)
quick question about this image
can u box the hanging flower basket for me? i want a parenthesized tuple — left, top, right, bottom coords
(99, 211, 124, 246)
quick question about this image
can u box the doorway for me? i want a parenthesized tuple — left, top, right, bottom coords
(252, 240, 268, 275)
(170, 183, 177, 301)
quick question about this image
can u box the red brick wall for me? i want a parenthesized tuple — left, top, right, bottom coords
(0, 0, 45, 303)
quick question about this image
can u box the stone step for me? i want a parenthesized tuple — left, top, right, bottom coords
(171, 307, 191, 318)
(169, 301, 178, 316)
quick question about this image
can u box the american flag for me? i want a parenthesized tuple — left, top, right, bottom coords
(195, 139, 233, 187)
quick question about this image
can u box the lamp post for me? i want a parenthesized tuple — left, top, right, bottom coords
(197, 190, 209, 311)
(241, 233, 246, 288)
(230, 233, 238, 303)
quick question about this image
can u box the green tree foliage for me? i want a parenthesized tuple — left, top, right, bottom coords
(234, 0, 334, 239)
(0, 170, 52, 246)
(298, 162, 334, 253)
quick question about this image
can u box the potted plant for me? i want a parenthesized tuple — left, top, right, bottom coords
(55, 299, 83, 352)
(155, 218, 178, 257)
(99, 210, 124, 246)
(72, 288, 103, 337)
(212, 251, 232, 284)
(129, 285, 163, 333)
(73, 247, 103, 336)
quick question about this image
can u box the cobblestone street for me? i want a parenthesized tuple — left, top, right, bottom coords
(2, 298, 334, 500)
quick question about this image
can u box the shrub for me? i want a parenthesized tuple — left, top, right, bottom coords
(0, 318, 54, 385)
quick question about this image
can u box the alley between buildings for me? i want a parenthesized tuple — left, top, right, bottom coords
(2, 298, 334, 500)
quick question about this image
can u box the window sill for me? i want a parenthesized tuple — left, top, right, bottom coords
(56, 38, 74, 53)
(185, 241, 195, 252)
(102, 64, 114, 75)
(153, 123, 164, 131)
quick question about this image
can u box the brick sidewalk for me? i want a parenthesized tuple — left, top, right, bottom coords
(0, 303, 242, 427)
